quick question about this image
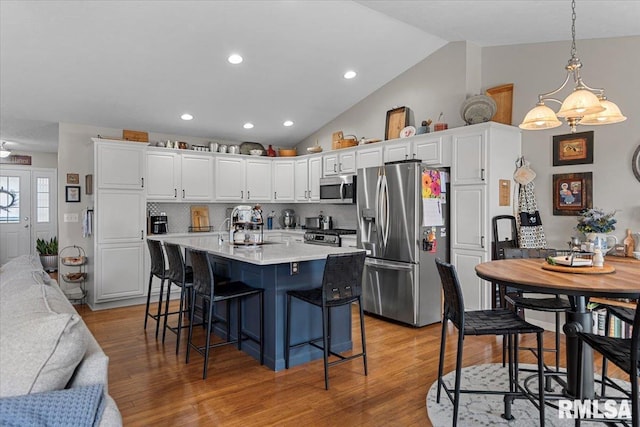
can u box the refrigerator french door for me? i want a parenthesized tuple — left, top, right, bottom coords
(357, 161, 448, 327)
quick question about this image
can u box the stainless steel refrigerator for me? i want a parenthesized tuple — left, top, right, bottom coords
(357, 160, 448, 327)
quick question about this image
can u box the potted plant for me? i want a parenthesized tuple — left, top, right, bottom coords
(36, 237, 58, 272)
(576, 208, 618, 253)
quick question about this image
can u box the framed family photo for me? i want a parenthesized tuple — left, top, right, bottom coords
(552, 131, 594, 166)
(552, 172, 592, 216)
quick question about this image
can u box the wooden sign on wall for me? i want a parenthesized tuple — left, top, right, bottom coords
(0, 155, 32, 165)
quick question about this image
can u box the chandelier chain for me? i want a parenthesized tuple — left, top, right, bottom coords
(570, 0, 577, 58)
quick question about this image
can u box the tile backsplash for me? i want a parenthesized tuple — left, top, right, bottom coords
(147, 202, 357, 234)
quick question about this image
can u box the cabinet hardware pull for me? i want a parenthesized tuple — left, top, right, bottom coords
(481, 168, 485, 181)
(241, 190, 243, 199)
(247, 191, 250, 199)
(141, 177, 144, 188)
(174, 189, 177, 198)
(339, 163, 342, 172)
(140, 230, 144, 240)
(333, 164, 337, 172)
(481, 236, 485, 248)
(274, 192, 277, 199)
(182, 189, 185, 198)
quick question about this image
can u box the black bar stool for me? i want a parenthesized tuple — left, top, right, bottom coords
(144, 239, 168, 339)
(162, 242, 194, 355)
(185, 248, 264, 379)
(435, 258, 545, 427)
(285, 252, 367, 390)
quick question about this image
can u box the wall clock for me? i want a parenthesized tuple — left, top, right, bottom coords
(633, 144, 640, 183)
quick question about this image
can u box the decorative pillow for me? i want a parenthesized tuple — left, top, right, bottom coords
(0, 310, 87, 398)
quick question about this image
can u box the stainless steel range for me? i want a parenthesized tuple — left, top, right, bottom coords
(303, 229, 357, 247)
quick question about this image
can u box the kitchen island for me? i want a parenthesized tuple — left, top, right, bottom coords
(154, 235, 365, 371)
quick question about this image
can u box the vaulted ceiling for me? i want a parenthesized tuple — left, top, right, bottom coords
(1, 1, 639, 153)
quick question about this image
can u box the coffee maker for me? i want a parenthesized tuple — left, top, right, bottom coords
(150, 215, 168, 234)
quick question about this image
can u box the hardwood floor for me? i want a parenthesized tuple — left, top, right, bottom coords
(79, 302, 626, 426)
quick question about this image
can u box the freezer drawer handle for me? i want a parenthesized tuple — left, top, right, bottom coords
(365, 258, 414, 271)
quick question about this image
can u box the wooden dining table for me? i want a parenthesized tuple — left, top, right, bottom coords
(475, 256, 639, 398)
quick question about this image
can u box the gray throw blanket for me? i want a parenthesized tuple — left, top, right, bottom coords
(0, 384, 105, 427)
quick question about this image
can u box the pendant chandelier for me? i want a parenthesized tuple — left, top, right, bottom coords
(519, 0, 626, 133)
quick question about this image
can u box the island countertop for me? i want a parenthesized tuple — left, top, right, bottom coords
(154, 235, 364, 266)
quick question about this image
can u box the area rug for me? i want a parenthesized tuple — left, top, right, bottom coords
(426, 364, 630, 427)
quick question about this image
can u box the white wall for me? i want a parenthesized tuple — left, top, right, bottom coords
(483, 36, 640, 248)
(297, 37, 640, 247)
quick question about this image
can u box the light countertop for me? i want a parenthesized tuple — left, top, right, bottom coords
(153, 235, 363, 266)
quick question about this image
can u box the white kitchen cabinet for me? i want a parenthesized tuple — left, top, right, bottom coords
(452, 131, 486, 185)
(146, 151, 213, 201)
(294, 156, 321, 202)
(95, 242, 145, 301)
(413, 134, 450, 166)
(215, 156, 245, 201)
(383, 140, 411, 163)
(96, 190, 146, 244)
(92, 139, 147, 306)
(451, 249, 488, 311)
(245, 157, 272, 201)
(96, 141, 145, 190)
(273, 159, 295, 201)
(449, 122, 521, 310)
(450, 185, 486, 251)
(181, 154, 214, 201)
(146, 151, 179, 200)
(323, 149, 356, 176)
(356, 145, 383, 170)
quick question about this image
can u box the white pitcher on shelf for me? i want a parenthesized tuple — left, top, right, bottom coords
(585, 232, 618, 254)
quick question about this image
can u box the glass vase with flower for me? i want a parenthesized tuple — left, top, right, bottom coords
(576, 208, 618, 253)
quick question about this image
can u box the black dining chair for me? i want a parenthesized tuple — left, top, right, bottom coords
(144, 239, 169, 339)
(162, 242, 194, 355)
(599, 304, 636, 397)
(435, 258, 545, 427)
(501, 247, 572, 374)
(285, 251, 367, 390)
(575, 299, 639, 427)
(185, 248, 264, 380)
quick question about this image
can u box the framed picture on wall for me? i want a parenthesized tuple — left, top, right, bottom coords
(65, 186, 81, 203)
(552, 172, 592, 216)
(552, 131, 594, 166)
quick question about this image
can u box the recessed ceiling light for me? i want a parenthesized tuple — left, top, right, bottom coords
(243, 122, 254, 129)
(181, 113, 193, 121)
(344, 70, 357, 79)
(283, 120, 294, 127)
(228, 54, 243, 64)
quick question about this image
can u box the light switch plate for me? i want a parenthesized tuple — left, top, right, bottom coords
(64, 213, 79, 222)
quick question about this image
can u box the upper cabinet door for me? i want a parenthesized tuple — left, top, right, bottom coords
(356, 145, 383, 170)
(181, 154, 213, 201)
(215, 156, 245, 201)
(338, 150, 356, 174)
(273, 160, 295, 201)
(323, 153, 339, 176)
(96, 189, 146, 243)
(245, 158, 272, 201)
(413, 134, 448, 166)
(96, 142, 145, 190)
(383, 141, 411, 163)
(146, 151, 179, 200)
(308, 157, 322, 201)
(452, 131, 486, 185)
(294, 159, 309, 201)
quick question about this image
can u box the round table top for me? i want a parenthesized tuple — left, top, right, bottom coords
(475, 257, 640, 298)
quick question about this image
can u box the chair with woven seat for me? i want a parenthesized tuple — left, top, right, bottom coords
(144, 239, 169, 339)
(162, 241, 194, 355)
(285, 251, 367, 390)
(185, 248, 264, 379)
(435, 258, 545, 427)
(599, 303, 637, 398)
(502, 247, 572, 373)
(575, 299, 639, 427)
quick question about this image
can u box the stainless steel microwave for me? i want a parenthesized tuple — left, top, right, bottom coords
(319, 175, 356, 204)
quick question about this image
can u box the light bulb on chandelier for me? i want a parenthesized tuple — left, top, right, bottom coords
(519, 0, 626, 133)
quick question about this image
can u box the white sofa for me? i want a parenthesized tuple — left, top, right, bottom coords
(0, 255, 121, 426)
